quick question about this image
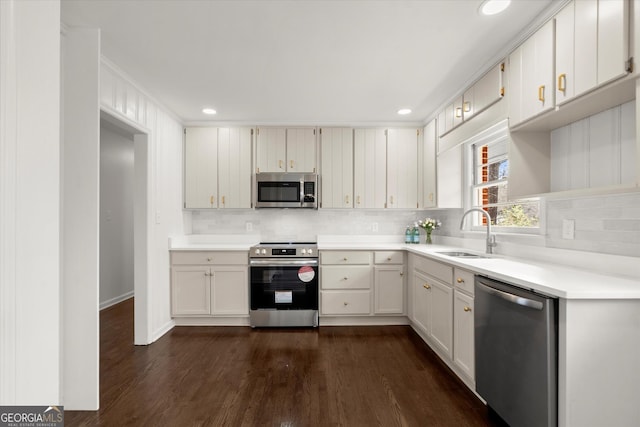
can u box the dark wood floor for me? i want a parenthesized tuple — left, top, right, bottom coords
(65, 299, 501, 426)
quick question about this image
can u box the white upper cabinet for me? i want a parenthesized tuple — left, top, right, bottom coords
(286, 127, 317, 173)
(597, 0, 629, 86)
(418, 119, 437, 209)
(354, 129, 387, 209)
(556, 0, 629, 106)
(320, 128, 354, 208)
(256, 127, 317, 173)
(184, 127, 218, 209)
(387, 128, 419, 209)
(437, 62, 504, 137)
(217, 127, 253, 209)
(510, 19, 555, 127)
(184, 127, 253, 209)
(255, 127, 286, 172)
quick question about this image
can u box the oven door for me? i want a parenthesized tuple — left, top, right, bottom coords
(250, 259, 318, 310)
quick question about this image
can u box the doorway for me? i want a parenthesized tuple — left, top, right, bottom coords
(100, 110, 150, 345)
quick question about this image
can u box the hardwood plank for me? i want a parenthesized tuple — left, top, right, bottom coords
(66, 299, 500, 426)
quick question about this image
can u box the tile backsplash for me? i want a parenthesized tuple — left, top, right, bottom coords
(190, 209, 424, 242)
(189, 191, 640, 258)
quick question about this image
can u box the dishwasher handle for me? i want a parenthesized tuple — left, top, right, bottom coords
(477, 281, 544, 310)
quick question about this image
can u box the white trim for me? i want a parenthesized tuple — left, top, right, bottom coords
(99, 292, 134, 311)
(100, 57, 183, 124)
(0, 0, 18, 403)
(150, 319, 175, 343)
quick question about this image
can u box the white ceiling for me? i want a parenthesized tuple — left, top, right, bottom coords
(61, 0, 562, 125)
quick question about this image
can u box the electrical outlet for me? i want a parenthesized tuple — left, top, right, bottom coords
(246, 222, 253, 232)
(372, 222, 378, 232)
(155, 210, 161, 224)
(562, 219, 575, 239)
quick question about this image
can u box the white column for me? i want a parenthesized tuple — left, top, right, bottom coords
(61, 27, 101, 409)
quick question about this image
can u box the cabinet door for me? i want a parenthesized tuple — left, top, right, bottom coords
(217, 127, 252, 209)
(412, 270, 432, 335)
(508, 46, 524, 126)
(171, 266, 211, 315)
(555, 1, 576, 103)
(353, 129, 386, 208)
(387, 128, 418, 209)
(454, 290, 474, 381)
(286, 127, 316, 172)
(436, 144, 462, 208)
(419, 120, 437, 208)
(574, 0, 597, 97)
(320, 128, 353, 208)
(444, 104, 455, 134)
(462, 87, 474, 121)
(374, 266, 404, 314)
(522, 20, 555, 120)
(184, 127, 218, 208)
(211, 266, 248, 316)
(474, 62, 504, 114)
(597, 0, 628, 86)
(256, 127, 286, 173)
(430, 279, 453, 358)
(437, 110, 447, 137)
(452, 96, 464, 128)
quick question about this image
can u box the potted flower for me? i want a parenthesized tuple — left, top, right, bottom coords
(417, 218, 441, 244)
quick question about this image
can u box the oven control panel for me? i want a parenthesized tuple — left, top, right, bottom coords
(250, 243, 317, 258)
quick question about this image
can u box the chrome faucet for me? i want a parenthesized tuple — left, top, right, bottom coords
(460, 208, 496, 254)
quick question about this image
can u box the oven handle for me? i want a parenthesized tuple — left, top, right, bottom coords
(250, 259, 318, 267)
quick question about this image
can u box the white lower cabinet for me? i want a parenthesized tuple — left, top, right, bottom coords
(171, 251, 248, 317)
(454, 289, 474, 381)
(410, 254, 475, 387)
(320, 251, 373, 316)
(172, 266, 211, 315)
(320, 250, 405, 318)
(374, 251, 405, 314)
(411, 264, 453, 358)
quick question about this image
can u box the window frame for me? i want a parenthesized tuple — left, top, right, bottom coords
(462, 120, 543, 235)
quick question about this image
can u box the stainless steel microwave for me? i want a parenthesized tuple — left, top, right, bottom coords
(255, 173, 318, 209)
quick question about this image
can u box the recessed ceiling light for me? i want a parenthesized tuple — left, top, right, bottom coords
(480, 0, 511, 16)
(397, 108, 412, 115)
(202, 108, 217, 115)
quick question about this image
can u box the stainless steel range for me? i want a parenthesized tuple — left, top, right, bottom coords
(249, 242, 319, 327)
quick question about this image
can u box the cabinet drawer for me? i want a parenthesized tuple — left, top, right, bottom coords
(321, 290, 371, 315)
(320, 251, 371, 265)
(454, 268, 475, 295)
(414, 256, 453, 285)
(171, 251, 248, 265)
(321, 266, 372, 290)
(374, 251, 403, 265)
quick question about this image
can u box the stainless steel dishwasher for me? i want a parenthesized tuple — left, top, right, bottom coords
(475, 276, 558, 427)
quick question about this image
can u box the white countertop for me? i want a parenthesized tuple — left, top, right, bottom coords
(169, 234, 640, 300)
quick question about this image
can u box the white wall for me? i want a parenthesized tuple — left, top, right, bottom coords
(100, 122, 135, 308)
(0, 0, 61, 405)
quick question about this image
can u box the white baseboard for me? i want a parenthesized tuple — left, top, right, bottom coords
(99, 291, 134, 310)
(149, 319, 175, 344)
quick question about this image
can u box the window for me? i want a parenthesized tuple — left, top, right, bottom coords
(468, 121, 540, 231)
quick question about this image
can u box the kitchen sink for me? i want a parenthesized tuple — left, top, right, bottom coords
(436, 251, 487, 259)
